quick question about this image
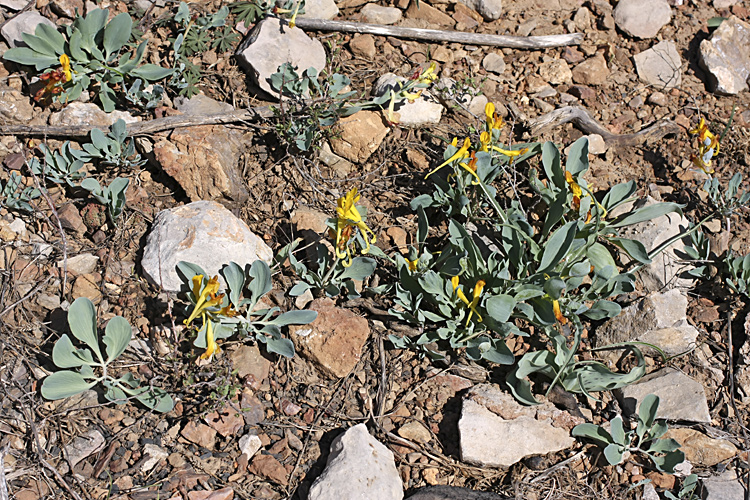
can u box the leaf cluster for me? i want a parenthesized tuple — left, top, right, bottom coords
(177, 260, 318, 358)
(0, 171, 41, 212)
(3, 9, 172, 112)
(572, 394, 685, 473)
(42, 297, 174, 412)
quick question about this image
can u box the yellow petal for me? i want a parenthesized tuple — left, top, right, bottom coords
(425, 138, 471, 179)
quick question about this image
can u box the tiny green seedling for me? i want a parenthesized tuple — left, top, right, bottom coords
(572, 394, 684, 473)
(42, 297, 174, 412)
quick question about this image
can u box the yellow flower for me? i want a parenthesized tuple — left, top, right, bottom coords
(185, 275, 223, 326)
(553, 300, 568, 325)
(689, 118, 719, 174)
(425, 138, 481, 183)
(59, 54, 72, 82)
(334, 188, 377, 265)
(452, 276, 485, 325)
(484, 102, 504, 130)
(417, 62, 438, 85)
(407, 257, 418, 272)
(199, 318, 220, 360)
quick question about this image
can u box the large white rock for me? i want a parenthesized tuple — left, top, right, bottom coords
(459, 384, 578, 467)
(235, 17, 327, 98)
(360, 4, 402, 25)
(616, 368, 711, 423)
(699, 16, 750, 95)
(613, 0, 671, 39)
(308, 423, 403, 500)
(1, 11, 56, 48)
(141, 201, 272, 292)
(299, 0, 339, 20)
(372, 73, 443, 128)
(634, 40, 682, 90)
(457, 0, 502, 21)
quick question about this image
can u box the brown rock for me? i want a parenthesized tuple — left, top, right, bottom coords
(248, 454, 288, 485)
(386, 226, 408, 251)
(571, 54, 610, 85)
(664, 428, 737, 466)
(406, 149, 430, 171)
(0, 90, 34, 124)
(50, 0, 83, 18)
(187, 487, 234, 500)
(349, 34, 377, 59)
(57, 203, 87, 234)
(181, 421, 217, 449)
(292, 207, 329, 235)
(151, 125, 250, 206)
(398, 421, 432, 443)
(230, 345, 271, 387)
(562, 47, 585, 64)
(329, 111, 389, 163)
(72, 274, 102, 304)
(289, 298, 371, 378)
(539, 59, 572, 85)
(405, 1, 455, 27)
(568, 85, 596, 101)
(240, 389, 265, 426)
(205, 406, 245, 438)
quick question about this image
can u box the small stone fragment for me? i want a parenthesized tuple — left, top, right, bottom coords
(299, 0, 339, 20)
(398, 421, 432, 444)
(349, 34, 377, 59)
(372, 73, 443, 128)
(49, 102, 139, 128)
(181, 421, 217, 449)
(702, 469, 745, 499)
(456, 0, 502, 21)
(72, 274, 102, 304)
(328, 111, 389, 163)
(205, 407, 245, 437)
(613, 0, 672, 39)
(539, 59, 572, 85)
(664, 428, 737, 466)
(571, 54, 610, 85)
(230, 345, 271, 386)
(142, 444, 169, 472)
(308, 424, 403, 500)
(360, 4, 402, 24)
(60, 253, 99, 276)
(482, 53, 506, 74)
(634, 40, 682, 90)
(64, 429, 105, 468)
(248, 454, 288, 485)
(0, 90, 34, 124)
(405, 1, 455, 26)
(239, 433, 263, 459)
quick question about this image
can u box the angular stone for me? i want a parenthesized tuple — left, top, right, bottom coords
(1, 11, 56, 48)
(616, 368, 711, 423)
(60, 253, 99, 275)
(699, 16, 750, 95)
(141, 201, 272, 292)
(142, 444, 169, 472)
(248, 454, 288, 485)
(539, 59, 572, 85)
(459, 384, 579, 467)
(56, 203, 87, 235)
(571, 54, 610, 85)
(181, 421, 217, 449)
(288, 298, 370, 378)
(235, 17, 326, 98)
(702, 469, 745, 499)
(596, 289, 699, 356)
(663, 428, 737, 467)
(151, 125, 250, 205)
(308, 424, 402, 500)
(187, 487, 234, 500)
(205, 406, 245, 438)
(329, 110, 389, 163)
(72, 274, 102, 304)
(482, 53, 505, 74)
(64, 429, 105, 468)
(239, 433, 263, 459)
(175, 93, 234, 115)
(48, 102, 139, 128)
(0, 90, 33, 124)
(299, 0, 339, 20)
(456, 0, 502, 21)
(405, 1, 455, 26)
(398, 421, 432, 444)
(230, 345, 270, 386)
(613, 0, 671, 39)
(360, 4, 402, 24)
(634, 41, 682, 90)
(349, 34, 377, 59)
(0, 0, 29, 10)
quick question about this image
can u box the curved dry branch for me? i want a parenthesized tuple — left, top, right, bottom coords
(527, 106, 681, 147)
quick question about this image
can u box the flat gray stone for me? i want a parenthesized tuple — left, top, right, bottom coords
(360, 4, 402, 24)
(141, 201, 273, 292)
(308, 424, 403, 500)
(372, 73, 443, 127)
(634, 40, 682, 90)
(457, 0, 502, 21)
(596, 289, 698, 356)
(482, 53, 506, 74)
(299, 0, 339, 20)
(64, 429, 105, 468)
(1, 11, 56, 48)
(699, 16, 750, 95)
(141, 444, 168, 472)
(616, 368, 711, 423)
(49, 102, 139, 128)
(458, 384, 578, 467)
(60, 253, 99, 275)
(613, 0, 671, 39)
(235, 17, 326, 98)
(702, 469, 746, 499)
(174, 93, 234, 115)
(0, 0, 31, 10)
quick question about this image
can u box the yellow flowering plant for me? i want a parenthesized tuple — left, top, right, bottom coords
(177, 260, 317, 360)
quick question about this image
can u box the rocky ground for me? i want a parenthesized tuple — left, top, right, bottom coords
(1, 0, 750, 499)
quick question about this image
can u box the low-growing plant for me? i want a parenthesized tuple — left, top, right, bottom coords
(278, 187, 382, 298)
(664, 474, 699, 500)
(572, 394, 685, 473)
(4, 9, 173, 112)
(178, 259, 318, 359)
(390, 134, 682, 382)
(1, 171, 41, 212)
(231, 0, 305, 26)
(42, 297, 174, 412)
(80, 176, 130, 223)
(82, 118, 147, 169)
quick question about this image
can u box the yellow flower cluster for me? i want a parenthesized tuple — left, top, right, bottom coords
(689, 118, 719, 174)
(333, 188, 377, 267)
(451, 276, 485, 326)
(184, 275, 237, 360)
